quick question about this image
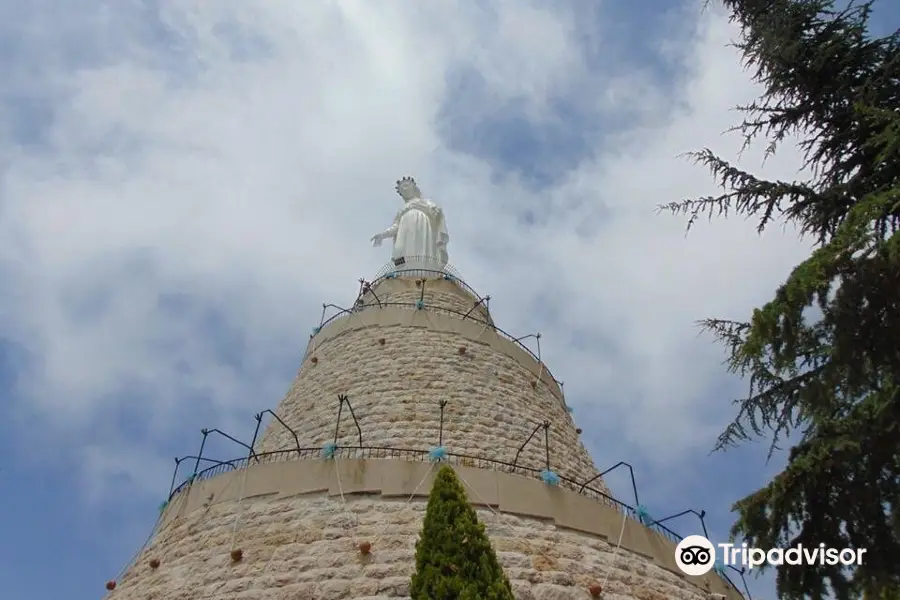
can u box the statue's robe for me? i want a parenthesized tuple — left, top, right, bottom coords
(390, 197, 449, 270)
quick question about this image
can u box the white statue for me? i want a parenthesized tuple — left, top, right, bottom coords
(371, 177, 450, 271)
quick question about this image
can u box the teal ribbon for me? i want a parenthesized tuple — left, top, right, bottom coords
(321, 442, 337, 459)
(540, 469, 560, 486)
(428, 446, 448, 462)
(636, 504, 653, 525)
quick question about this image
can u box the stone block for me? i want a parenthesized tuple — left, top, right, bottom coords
(380, 460, 435, 498)
(453, 465, 500, 506)
(328, 459, 384, 496)
(620, 518, 658, 559)
(496, 471, 555, 520)
(275, 460, 330, 498)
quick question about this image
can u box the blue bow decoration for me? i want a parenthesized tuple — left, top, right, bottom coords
(416, 300, 425, 310)
(540, 469, 560, 486)
(636, 504, 653, 525)
(428, 446, 448, 462)
(321, 442, 337, 459)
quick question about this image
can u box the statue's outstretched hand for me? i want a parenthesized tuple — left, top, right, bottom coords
(370, 234, 383, 247)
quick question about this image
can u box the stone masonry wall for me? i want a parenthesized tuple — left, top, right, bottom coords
(112, 493, 715, 600)
(258, 293, 599, 490)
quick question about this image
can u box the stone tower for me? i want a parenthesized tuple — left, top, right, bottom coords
(105, 178, 744, 600)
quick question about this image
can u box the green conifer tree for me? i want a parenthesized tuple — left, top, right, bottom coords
(410, 465, 514, 600)
(661, 0, 899, 597)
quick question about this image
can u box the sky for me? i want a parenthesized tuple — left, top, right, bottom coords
(1, 1, 897, 599)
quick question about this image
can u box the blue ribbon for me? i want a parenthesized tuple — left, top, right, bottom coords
(713, 560, 727, 576)
(636, 504, 653, 525)
(415, 300, 425, 310)
(566, 405, 574, 413)
(386, 272, 397, 279)
(442, 274, 454, 281)
(158, 500, 168, 513)
(321, 442, 337, 460)
(540, 469, 560, 486)
(311, 326, 320, 335)
(428, 446, 448, 462)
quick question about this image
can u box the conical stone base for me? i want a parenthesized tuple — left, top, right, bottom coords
(106, 274, 742, 600)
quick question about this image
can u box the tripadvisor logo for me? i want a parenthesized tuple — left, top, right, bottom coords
(674, 535, 867, 576)
(675, 535, 717, 576)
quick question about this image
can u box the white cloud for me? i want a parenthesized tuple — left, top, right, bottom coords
(1, 0, 809, 525)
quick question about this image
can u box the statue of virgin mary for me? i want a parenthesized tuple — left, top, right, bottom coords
(370, 177, 450, 271)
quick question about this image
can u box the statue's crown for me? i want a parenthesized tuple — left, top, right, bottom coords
(395, 176, 418, 196)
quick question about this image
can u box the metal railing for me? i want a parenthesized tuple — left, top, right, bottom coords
(166, 444, 748, 598)
(372, 258, 467, 285)
(307, 263, 566, 407)
(171, 445, 643, 531)
(365, 261, 488, 319)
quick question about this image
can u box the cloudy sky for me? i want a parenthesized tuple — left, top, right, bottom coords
(2, 1, 897, 599)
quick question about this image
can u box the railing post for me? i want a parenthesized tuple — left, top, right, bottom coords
(250, 413, 262, 460)
(341, 394, 363, 446)
(192, 429, 209, 479)
(438, 400, 448, 446)
(542, 421, 551, 470)
(168, 457, 184, 498)
(257, 409, 300, 457)
(358, 279, 380, 307)
(201, 428, 259, 463)
(333, 396, 344, 445)
(512, 422, 544, 469)
(578, 461, 640, 508)
(739, 569, 753, 599)
(462, 295, 490, 319)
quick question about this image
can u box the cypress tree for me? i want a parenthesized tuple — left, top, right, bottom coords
(410, 465, 514, 600)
